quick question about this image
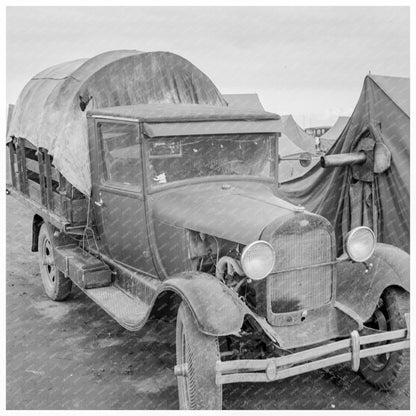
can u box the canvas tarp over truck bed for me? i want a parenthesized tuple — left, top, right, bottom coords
(280, 75, 410, 253)
(7, 50, 227, 195)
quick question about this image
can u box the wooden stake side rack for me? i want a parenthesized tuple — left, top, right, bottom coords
(7, 137, 88, 234)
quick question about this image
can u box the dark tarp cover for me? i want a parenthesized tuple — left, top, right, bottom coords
(8, 50, 227, 195)
(280, 75, 410, 253)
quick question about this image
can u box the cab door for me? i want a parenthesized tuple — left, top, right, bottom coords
(92, 120, 156, 276)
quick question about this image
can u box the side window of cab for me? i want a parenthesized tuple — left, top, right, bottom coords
(97, 122, 142, 190)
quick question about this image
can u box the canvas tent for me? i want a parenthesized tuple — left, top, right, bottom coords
(319, 116, 350, 152)
(222, 96, 314, 181)
(280, 75, 410, 253)
(223, 93, 265, 111)
(278, 142, 308, 182)
(279, 115, 316, 154)
(8, 50, 227, 195)
(278, 133, 314, 182)
(276, 115, 319, 181)
(279, 135, 304, 157)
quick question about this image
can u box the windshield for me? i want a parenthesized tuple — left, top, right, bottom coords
(146, 134, 276, 186)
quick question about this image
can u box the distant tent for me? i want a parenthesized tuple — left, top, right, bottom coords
(320, 116, 350, 152)
(279, 115, 316, 154)
(223, 99, 316, 180)
(223, 93, 265, 111)
(279, 135, 304, 157)
(278, 134, 311, 181)
(280, 74, 410, 253)
(275, 115, 318, 181)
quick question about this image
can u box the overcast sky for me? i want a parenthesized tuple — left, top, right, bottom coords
(6, 6, 409, 128)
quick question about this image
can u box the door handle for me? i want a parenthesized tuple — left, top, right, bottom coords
(94, 195, 104, 207)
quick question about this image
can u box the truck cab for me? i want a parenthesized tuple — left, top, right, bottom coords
(87, 103, 282, 280)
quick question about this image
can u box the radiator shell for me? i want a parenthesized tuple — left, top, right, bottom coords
(257, 212, 336, 326)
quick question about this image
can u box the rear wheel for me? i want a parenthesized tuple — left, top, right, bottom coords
(38, 223, 72, 301)
(175, 302, 222, 410)
(360, 286, 409, 390)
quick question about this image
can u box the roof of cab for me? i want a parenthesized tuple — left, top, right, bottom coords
(87, 103, 280, 122)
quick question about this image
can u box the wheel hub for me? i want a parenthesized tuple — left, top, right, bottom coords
(42, 238, 56, 286)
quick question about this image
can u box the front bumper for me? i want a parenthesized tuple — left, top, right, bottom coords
(215, 314, 410, 385)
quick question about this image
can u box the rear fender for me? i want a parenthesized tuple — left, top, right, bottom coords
(31, 215, 43, 252)
(336, 243, 409, 323)
(156, 271, 247, 336)
(32, 217, 76, 252)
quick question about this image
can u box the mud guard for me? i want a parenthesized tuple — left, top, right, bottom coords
(336, 243, 409, 323)
(32, 216, 75, 252)
(156, 271, 247, 337)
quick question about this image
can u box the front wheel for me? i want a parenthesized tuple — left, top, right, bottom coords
(360, 286, 409, 391)
(38, 223, 72, 301)
(175, 302, 222, 410)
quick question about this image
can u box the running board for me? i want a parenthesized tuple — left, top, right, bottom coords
(54, 244, 152, 331)
(83, 285, 150, 331)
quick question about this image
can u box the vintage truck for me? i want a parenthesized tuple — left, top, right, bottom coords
(6, 51, 410, 410)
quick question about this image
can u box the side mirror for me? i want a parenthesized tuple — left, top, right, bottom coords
(299, 152, 312, 167)
(279, 152, 313, 167)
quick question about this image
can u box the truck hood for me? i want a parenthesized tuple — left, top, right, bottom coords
(149, 182, 301, 244)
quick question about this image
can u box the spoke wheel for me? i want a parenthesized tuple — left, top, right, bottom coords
(38, 223, 72, 301)
(176, 302, 222, 410)
(360, 287, 409, 391)
(365, 309, 390, 369)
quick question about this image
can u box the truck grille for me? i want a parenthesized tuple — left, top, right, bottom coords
(267, 228, 333, 315)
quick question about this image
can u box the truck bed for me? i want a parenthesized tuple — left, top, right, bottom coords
(7, 137, 88, 233)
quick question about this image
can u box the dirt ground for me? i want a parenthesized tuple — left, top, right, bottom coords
(6, 195, 410, 410)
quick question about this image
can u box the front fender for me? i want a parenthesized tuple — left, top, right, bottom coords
(157, 271, 247, 336)
(336, 243, 409, 323)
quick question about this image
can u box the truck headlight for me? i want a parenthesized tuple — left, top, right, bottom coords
(241, 241, 275, 280)
(344, 226, 376, 262)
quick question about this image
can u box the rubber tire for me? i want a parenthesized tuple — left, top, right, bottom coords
(38, 223, 72, 301)
(176, 302, 222, 410)
(359, 286, 409, 391)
